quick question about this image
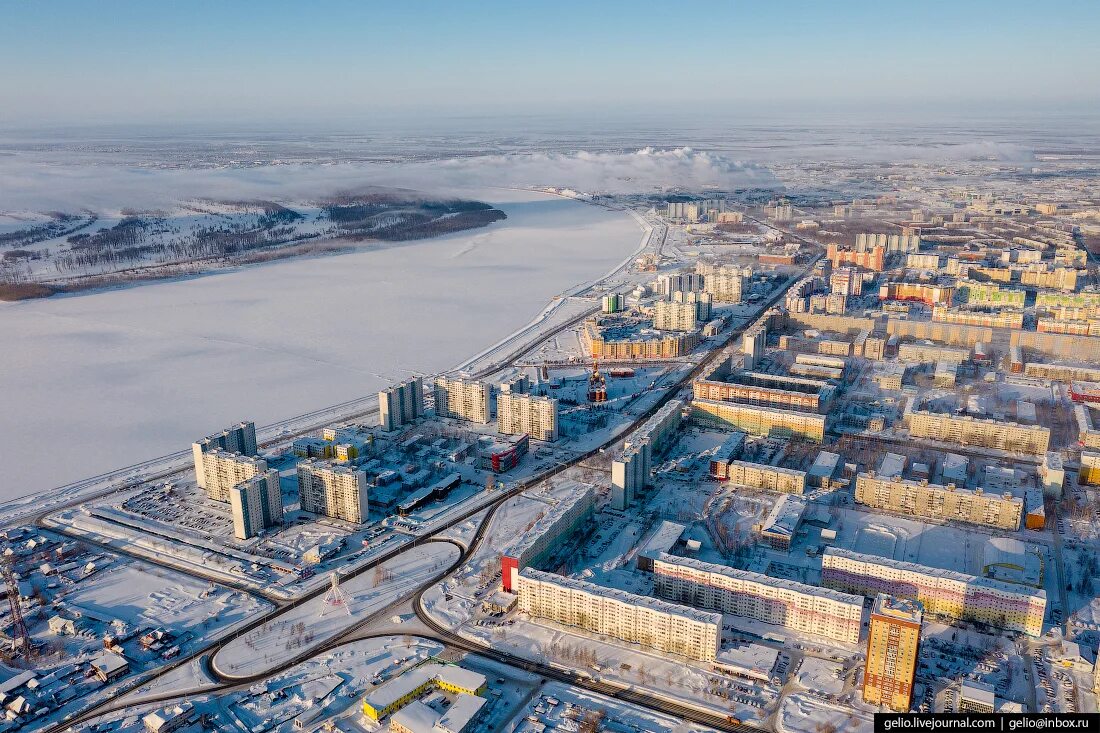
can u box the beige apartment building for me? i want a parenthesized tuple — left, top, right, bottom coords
(855, 473, 1022, 530)
(296, 459, 369, 523)
(202, 449, 268, 503)
(720, 460, 807, 495)
(516, 568, 721, 661)
(691, 398, 826, 442)
(497, 392, 559, 442)
(434, 377, 491, 424)
(653, 299, 699, 331)
(650, 552, 863, 644)
(907, 408, 1050, 454)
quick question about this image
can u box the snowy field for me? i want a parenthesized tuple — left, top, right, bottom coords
(212, 541, 458, 678)
(0, 189, 641, 498)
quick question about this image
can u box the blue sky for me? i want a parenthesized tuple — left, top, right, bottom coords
(2, 0, 1098, 126)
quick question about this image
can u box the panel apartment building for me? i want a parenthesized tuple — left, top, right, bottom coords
(610, 400, 685, 510)
(691, 398, 826, 442)
(517, 568, 721, 662)
(379, 377, 424, 432)
(855, 473, 1023, 531)
(229, 469, 283, 540)
(717, 460, 807, 495)
(192, 420, 258, 489)
(500, 484, 595, 592)
(907, 408, 1051, 455)
(497, 392, 559, 442)
(650, 552, 863, 644)
(863, 594, 923, 712)
(201, 449, 268, 503)
(433, 377, 491, 424)
(297, 459, 370, 524)
(821, 548, 1045, 636)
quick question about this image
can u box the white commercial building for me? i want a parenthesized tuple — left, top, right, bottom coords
(229, 469, 283, 540)
(297, 459, 369, 524)
(434, 377, 491, 424)
(517, 568, 721, 661)
(497, 392, 558, 442)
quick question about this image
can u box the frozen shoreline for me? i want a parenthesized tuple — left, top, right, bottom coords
(0, 189, 641, 499)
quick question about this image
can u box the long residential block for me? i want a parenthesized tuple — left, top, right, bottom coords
(650, 552, 862, 644)
(821, 548, 1045, 637)
(517, 568, 721, 661)
(691, 398, 825, 442)
(907, 408, 1050, 454)
(720, 460, 807, 495)
(500, 483, 595, 592)
(855, 472, 1022, 530)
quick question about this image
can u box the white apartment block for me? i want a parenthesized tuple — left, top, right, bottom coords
(907, 408, 1050, 455)
(653, 300, 699, 331)
(379, 377, 424, 432)
(650, 553, 863, 644)
(611, 441, 648, 510)
(229, 469, 283, 540)
(297, 459, 370, 524)
(500, 483, 595, 592)
(724, 460, 807, 495)
(433, 377, 491, 424)
(855, 472, 1022, 531)
(517, 568, 721, 662)
(656, 271, 704, 296)
(202, 449, 268, 503)
(497, 392, 559, 442)
(192, 420, 258, 489)
(701, 267, 746, 303)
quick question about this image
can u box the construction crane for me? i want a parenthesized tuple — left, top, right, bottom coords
(1, 561, 33, 663)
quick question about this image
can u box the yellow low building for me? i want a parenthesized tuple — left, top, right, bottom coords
(362, 662, 487, 721)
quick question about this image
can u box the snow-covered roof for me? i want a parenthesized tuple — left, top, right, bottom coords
(436, 693, 487, 733)
(364, 663, 485, 714)
(390, 700, 438, 733)
(637, 521, 686, 557)
(760, 495, 806, 539)
(501, 483, 593, 559)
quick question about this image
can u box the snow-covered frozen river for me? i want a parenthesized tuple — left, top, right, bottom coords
(0, 190, 641, 498)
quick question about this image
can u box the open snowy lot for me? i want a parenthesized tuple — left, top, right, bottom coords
(212, 541, 458, 678)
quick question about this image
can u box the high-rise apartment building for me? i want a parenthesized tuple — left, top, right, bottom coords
(297, 459, 369, 523)
(202, 449, 267, 503)
(192, 421, 258, 489)
(229, 469, 283, 540)
(497, 392, 559, 442)
(699, 265, 747, 303)
(653, 300, 699, 331)
(863, 594, 923, 712)
(433, 377, 491, 424)
(379, 377, 424, 432)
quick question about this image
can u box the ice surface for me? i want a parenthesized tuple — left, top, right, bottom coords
(0, 189, 640, 498)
